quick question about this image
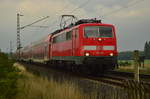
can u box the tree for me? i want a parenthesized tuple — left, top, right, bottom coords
(148, 41, 150, 59)
(144, 41, 150, 59)
(144, 41, 148, 59)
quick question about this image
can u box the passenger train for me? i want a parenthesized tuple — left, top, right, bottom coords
(15, 18, 118, 73)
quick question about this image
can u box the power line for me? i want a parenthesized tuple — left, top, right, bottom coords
(47, 0, 91, 32)
(69, 0, 90, 14)
(20, 16, 49, 29)
(26, 0, 71, 36)
(99, 0, 145, 19)
(45, 0, 144, 32)
(20, 0, 91, 48)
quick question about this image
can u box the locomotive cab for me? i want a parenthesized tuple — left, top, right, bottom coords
(81, 24, 117, 57)
(77, 23, 118, 70)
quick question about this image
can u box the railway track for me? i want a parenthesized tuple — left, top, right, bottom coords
(81, 74, 125, 87)
(82, 73, 149, 88)
(105, 70, 150, 80)
(18, 62, 150, 89)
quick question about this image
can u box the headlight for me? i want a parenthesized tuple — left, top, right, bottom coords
(98, 38, 102, 41)
(84, 46, 96, 50)
(85, 53, 90, 56)
(110, 53, 113, 56)
(103, 46, 114, 50)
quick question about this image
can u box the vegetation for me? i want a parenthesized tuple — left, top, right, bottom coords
(0, 52, 19, 99)
(118, 41, 150, 60)
(117, 60, 150, 74)
(118, 61, 132, 66)
(15, 63, 150, 99)
(144, 41, 150, 59)
(118, 51, 144, 60)
(117, 66, 150, 75)
(15, 64, 97, 99)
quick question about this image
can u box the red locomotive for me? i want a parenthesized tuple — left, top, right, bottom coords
(17, 18, 118, 73)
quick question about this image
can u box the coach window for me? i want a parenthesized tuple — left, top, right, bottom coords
(66, 31, 72, 40)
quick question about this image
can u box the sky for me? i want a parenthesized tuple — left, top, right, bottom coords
(0, 0, 150, 52)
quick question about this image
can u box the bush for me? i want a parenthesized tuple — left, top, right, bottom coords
(118, 61, 132, 66)
(0, 53, 19, 99)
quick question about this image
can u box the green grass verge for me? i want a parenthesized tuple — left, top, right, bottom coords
(117, 59, 150, 75)
(145, 60, 150, 64)
(116, 68, 150, 74)
(0, 53, 19, 99)
(118, 60, 150, 65)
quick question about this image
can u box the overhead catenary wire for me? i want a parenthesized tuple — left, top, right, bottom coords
(69, 0, 90, 14)
(99, 0, 145, 19)
(26, 0, 145, 37)
(20, 16, 49, 30)
(48, 0, 143, 31)
(20, 0, 92, 49)
(37, 0, 144, 33)
(20, 16, 50, 40)
(39, 1, 71, 33)
(47, 0, 91, 32)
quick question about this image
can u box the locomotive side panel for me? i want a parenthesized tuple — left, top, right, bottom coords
(72, 28, 80, 56)
(51, 31, 73, 61)
(50, 27, 83, 63)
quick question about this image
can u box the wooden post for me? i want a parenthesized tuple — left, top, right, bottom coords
(133, 50, 140, 82)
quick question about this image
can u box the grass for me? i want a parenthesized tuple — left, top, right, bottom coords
(0, 53, 19, 99)
(145, 59, 150, 64)
(14, 63, 98, 99)
(118, 60, 150, 65)
(117, 60, 150, 74)
(15, 63, 150, 99)
(14, 63, 150, 99)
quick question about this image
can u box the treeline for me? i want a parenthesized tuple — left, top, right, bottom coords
(118, 51, 144, 60)
(144, 41, 150, 59)
(118, 41, 150, 60)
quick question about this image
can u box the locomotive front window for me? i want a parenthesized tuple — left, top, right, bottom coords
(99, 26, 113, 37)
(84, 26, 99, 38)
(84, 26, 113, 38)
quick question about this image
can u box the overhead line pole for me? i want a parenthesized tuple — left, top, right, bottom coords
(17, 13, 23, 58)
(16, 13, 49, 58)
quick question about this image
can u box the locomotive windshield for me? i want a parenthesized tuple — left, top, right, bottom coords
(84, 26, 113, 38)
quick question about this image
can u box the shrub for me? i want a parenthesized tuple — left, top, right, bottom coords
(118, 61, 132, 66)
(0, 53, 19, 99)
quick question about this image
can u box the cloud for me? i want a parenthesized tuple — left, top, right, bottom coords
(0, 0, 150, 52)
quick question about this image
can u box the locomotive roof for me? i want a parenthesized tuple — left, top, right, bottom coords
(51, 19, 102, 35)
